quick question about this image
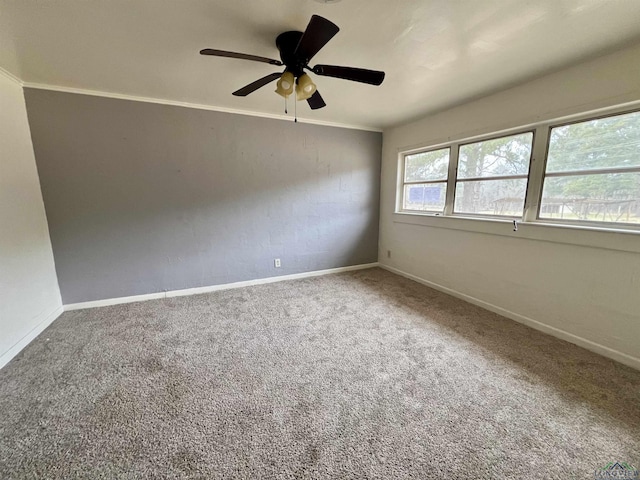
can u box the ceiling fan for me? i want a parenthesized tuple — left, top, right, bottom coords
(200, 15, 385, 110)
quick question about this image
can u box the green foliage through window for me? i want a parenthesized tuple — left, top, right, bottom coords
(402, 147, 449, 212)
(455, 132, 533, 216)
(399, 106, 640, 228)
(541, 110, 640, 224)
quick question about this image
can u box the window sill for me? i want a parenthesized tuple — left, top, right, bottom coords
(392, 211, 640, 254)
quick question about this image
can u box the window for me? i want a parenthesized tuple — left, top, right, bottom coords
(397, 105, 640, 231)
(454, 132, 533, 217)
(401, 147, 450, 212)
(540, 110, 640, 225)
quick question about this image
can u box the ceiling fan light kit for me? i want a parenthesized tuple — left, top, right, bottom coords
(200, 14, 385, 113)
(295, 73, 317, 101)
(275, 71, 295, 98)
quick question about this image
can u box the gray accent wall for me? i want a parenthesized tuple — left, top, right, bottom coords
(25, 89, 381, 304)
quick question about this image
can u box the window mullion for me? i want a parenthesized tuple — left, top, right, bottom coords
(523, 126, 549, 222)
(457, 174, 528, 182)
(396, 153, 406, 212)
(404, 179, 449, 185)
(545, 166, 640, 177)
(444, 143, 459, 216)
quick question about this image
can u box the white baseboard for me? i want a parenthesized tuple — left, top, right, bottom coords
(0, 305, 64, 370)
(64, 262, 380, 311)
(379, 264, 640, 371)
(64, 291, 167, 310)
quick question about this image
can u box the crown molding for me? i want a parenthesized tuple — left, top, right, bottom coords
(0, 66, 23, 86)
(21, 82, 382, 132)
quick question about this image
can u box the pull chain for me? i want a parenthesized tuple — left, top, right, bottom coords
(284, 95, 288, 114)
(294, 95, 297, 123)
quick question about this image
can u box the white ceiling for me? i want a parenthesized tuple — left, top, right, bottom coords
(1, 0, 640, 130)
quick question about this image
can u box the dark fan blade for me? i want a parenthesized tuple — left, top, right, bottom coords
(293, 15, 339, 63)
(312, 65, 385, 85)
(232, 72, 282, 97)
(307, 90, 326, 110)
(200, 49, 282, 66)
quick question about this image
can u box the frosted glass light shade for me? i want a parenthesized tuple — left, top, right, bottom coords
(275, 71, 295, 98)
(296, 73, 316, 101)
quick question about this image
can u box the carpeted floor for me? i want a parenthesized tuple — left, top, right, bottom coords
(1, 268, 639, 479)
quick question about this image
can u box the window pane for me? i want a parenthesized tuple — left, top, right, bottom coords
(458, 132, 533, 179)
(403, 183, 446, 212)
(547, 111, 640, 173)
(454, 178, 527, 216)
(540, 172, 640, 224)
(404, 148, 450, 182)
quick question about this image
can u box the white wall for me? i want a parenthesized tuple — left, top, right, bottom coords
(0, 71, 62, 369)
(379, 43, 640, 369)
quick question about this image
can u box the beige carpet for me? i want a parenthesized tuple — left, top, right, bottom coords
(1, 268, 639, 479)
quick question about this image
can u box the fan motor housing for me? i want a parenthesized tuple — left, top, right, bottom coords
(275, 31, 306, 76)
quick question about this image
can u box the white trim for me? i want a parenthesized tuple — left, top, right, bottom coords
(64, 291, 166, 310)
(64, 263, 380, 311)
(379, 264, 640, 371)
(392, 212, 640, 254)
(0, 306, 64, 370)
(22, 82, 382, 133)
(0, 66, 23, 86)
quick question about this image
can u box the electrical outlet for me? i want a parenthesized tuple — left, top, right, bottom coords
(274, 258, 281, 268)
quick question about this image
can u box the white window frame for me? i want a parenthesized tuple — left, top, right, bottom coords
(452, 130, 535, 219)
(536, 110, 640, 229)
(394, 101, 640, 254)
(400, 146, 451, 214)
